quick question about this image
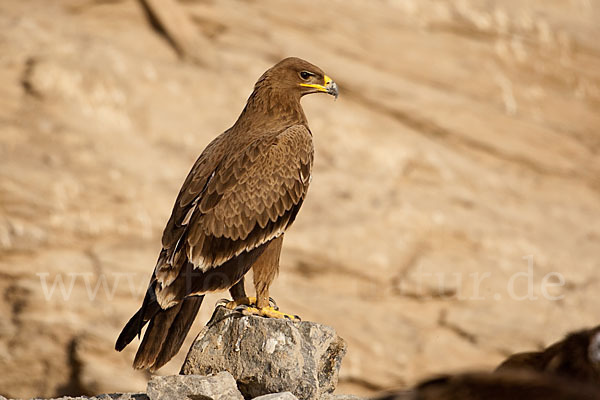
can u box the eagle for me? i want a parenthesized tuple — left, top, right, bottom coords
(115, 57, 338, 371)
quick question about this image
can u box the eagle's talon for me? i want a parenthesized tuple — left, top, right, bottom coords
(268, 297, 279, 310)
(223, 296, 257, 310)
(233, 305, 248, 313)
(216, 298, 230, 308)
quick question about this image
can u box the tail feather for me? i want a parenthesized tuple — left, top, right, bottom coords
(133, 302, 182, 370)
(115, 307, 145, 352)
(154, 295, 204, 370)
(115, 286, 160, 352)
(132, 296, 204, 371)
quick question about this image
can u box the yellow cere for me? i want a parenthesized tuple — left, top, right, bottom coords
(299, 74, 332, 92)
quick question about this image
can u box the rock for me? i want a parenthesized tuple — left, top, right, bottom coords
(146, 372, 243, 400)
(496, 324, 600, 385)
(375, 371, 600, 400)
(252, 393, 298, 400)
(29, 394, 148, 400)
(181, 306, 347, 400)
(139, 0, 217, 67)
(5, 1, 600, 398)
(320, 395, 366, 400)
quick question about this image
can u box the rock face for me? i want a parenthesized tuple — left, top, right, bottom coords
(2, 0, 600, 398)
(181, 307, 347, 400)
(146, 372, 243, 400)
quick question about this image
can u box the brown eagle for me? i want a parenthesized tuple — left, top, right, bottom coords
(115, 57, 338, 371)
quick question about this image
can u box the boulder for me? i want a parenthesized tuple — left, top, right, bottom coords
(375, 371, 600, 400)
(146, 372, 243, 400)
(251, 393, 298, 400)
(181, 306, 347, 400)
(31, 394, 148, 400)
(321, 395, 366, 400)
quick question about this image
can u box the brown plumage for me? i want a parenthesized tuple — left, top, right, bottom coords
(496, 325, 600, 385)
(115, 57, 338, 371)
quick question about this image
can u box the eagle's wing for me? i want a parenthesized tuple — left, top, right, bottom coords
(154, 125, 313, 307)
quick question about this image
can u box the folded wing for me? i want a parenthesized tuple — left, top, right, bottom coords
(153, 125, 314, 307)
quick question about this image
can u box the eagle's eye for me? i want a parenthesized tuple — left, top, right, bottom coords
(299, 71, 312, 80)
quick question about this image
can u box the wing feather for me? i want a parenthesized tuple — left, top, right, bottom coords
(154, 125, 313, 301)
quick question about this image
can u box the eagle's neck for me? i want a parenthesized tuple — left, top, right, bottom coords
(234, 86, 308, 132)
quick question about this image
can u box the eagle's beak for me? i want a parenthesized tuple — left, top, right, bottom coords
(324, 75, 339, 99)
(300, 75, 339, 99)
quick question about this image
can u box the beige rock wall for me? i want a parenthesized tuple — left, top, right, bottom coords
(0, 0, 599, 398)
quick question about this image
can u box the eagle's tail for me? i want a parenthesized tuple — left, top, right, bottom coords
(115, 289, 203, 372)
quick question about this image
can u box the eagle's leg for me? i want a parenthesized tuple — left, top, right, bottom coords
(220, 274, 279, 310)
(253, 236, 282, 307)
(218, 277, 254, 309)
(251, 236, 300, 321)
(219, 237, 297, 319)
(229, 277, 247, 299)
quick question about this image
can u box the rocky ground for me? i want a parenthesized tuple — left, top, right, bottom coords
(1, 0, 599, 398)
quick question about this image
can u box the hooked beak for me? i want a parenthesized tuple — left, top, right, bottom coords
(300, 75, 339, 99)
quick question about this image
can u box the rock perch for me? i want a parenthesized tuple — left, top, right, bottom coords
(146, 372, 243, 400)
(181, 306, 347, 400)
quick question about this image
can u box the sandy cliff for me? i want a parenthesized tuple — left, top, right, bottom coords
(0, 0, 599, 398)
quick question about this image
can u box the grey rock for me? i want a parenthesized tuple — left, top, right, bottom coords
(369, 391, 415, 400)
(252, 392, 298, 400)
(181, 306, 347, 400)
(146, 372, 243, 400)
(252, 393, 298, 400)
(320, 395, 366, 400)
(32, 394, 148, 400)
(95, 395, 149, 400)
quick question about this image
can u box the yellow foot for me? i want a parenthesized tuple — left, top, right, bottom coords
(217, 296, 280, 311)
(216, 297, 299, 320)
(223, 296, 257, 310)
(240, 305, 301, 321)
